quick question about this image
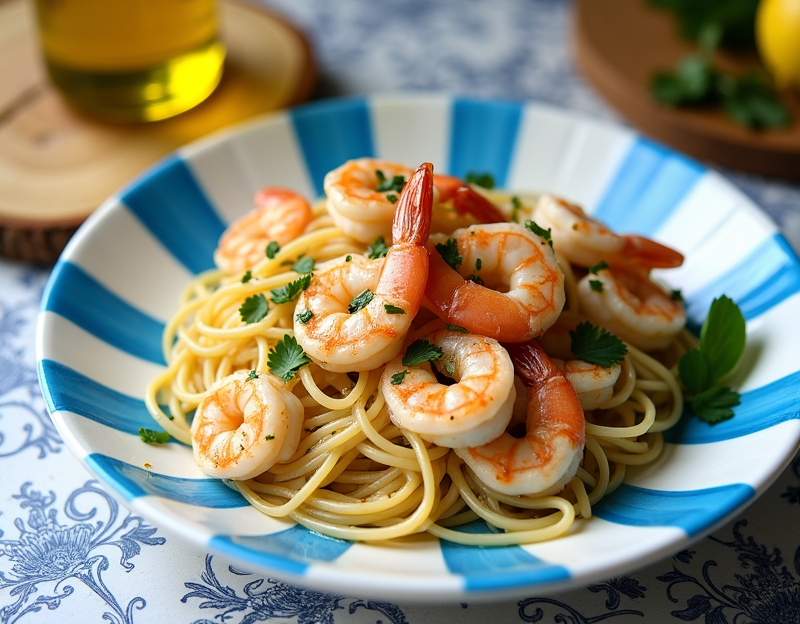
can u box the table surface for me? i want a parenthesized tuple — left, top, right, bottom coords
(3, 1, 800, 622)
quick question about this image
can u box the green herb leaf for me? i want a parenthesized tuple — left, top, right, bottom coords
(402, 338, 444, 367)
(345, 255, 352, 262)
(247, 370, 260, 381)
(646, 0, 759, 50)
(475, 258, 482, 271)
(270, 274, 312, 304)
(266, 241, 281, 259)
(390, 370, 408, 385)
(375, 170, 406, 193)
(588, 260, 609, 274)
(264, 434, 275, 441)
(671, 289, 684, 302)
(348, 289, 375, 314)
(678, 348, 712, 395)
(239, 294, 269, 324)
(525, 220, 553, 248)
(690, 386, 741, 424)
(296, 310, 313, 324)
(699, 295, 746, 383)
(652, 54, 716, 105)
(138, 428, 170, 444)
(292, 255, 315, 274)
(368, 236, 389, 259)
(589, 279, 604, 293)
(569, 321, 628, 368)
(718, 72, 791, 130)
(241, 270, 253, 284)
(384, 304, 406, 314)
(446, 324, 468, 333)
(465, 171, 495, 189)
(468, 274, 484, 285)
(435, 238, 462, 269)
(267, 335, 311, 381)
(386, 194, 398, 204)
(510, 196, 522, 223)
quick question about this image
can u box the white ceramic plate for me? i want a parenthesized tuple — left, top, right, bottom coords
(36, 94, 800, 603)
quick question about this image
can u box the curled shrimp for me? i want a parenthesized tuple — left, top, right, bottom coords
(577, 266, 686, 351)
(294, 162, 434, 372)
(424, 222, 565, 343)
(214, 187, 314, 274)
(533, 194, 684, 270)
(190, 369, 304, 480)
(381, 329, 516, 448)
(538, 311, 622, 410)
(455, 340, 585, 496)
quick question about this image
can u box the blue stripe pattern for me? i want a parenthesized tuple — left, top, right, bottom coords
(42, 261, 165, 365)
(38, 359, 168, 436)
(664, 369, 800, 445)
(593, 138, 704, 236)
(121, 155, 225, 275)
(87, 454, 247, 508)
(593, 482, 754, 537)
(686, 234, 800, 325)
(440, 521, 569, 592)
(211, 526, 352, 576)
(290, 98, 374, 197)
(448, 99, 522, 189)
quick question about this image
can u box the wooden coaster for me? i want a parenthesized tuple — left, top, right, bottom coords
(574, 0, 800, 179)
(0, 0, 316, 264)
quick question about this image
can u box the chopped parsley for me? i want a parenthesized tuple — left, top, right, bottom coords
(267, 335, 311, 381)
(435, 238, 462, 269)
(570, 321, 628, 368)
(296, 310, 313, 324)
(475, 258, 482, 271)
(465, 171, 495, 189)
(468, 274, 484, 285)
(678, 295, 745, 424)
(446, 324, 468, 333)
(138, 428, 170, 444)
(292, 255, 315, 274)
(246, 370, 260, 381)
(345, 255, 352, 262)
(671, 289, 684, 302)
(588, 260, 609, 274)
(266, 241, 281, 259)
(402, 339, 444, 367)
(390, 370, 408, 385)
(239, 293, 269, 324)
(384, 304, 406, 314)
(367, 236, 389, 259)
(525, 220, 553, 249)
(386, 194, 398, 204)
(348, 289, 375, 314)
(589, 279, 604, 293)
(375, 170, 406, 193)
(264, 434, 275, 441)
(241, 270, 253, 284)
(270, 273, 312, 304)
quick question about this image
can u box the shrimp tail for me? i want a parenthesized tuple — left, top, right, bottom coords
(503, 340, 558, 388)
(392, 162, 434, 246)
(621, 235, 684, 269)
(433, 174, 463, 203)
(453, 186, 508, 223)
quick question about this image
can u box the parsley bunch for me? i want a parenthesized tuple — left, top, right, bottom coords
(678, 296, 745, 424)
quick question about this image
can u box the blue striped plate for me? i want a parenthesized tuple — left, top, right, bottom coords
(36, 94, 800, 603)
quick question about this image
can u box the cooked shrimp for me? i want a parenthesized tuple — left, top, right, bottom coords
(381, 329, 516, 448)
(294, 162, 434, 373)
(455, 340, 585, 496)
(424, 222, 565, 343)
(213, 187, 314, 274)
(533, 194, 684, 270)
(577, 266, 686, 351)
(538, 311, 622, 410)
(190, 369, 304, 480)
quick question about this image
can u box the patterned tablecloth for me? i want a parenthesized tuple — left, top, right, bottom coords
(2, 1, 800, 622)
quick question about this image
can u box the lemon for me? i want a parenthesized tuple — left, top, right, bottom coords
(756, 0, 800, 89)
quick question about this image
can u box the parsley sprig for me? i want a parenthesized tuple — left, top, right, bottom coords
(435, 238, 462, 269)
(525, 220, 554, 249)
(678, 295, 745, 424)
(570, 321, 628, 368)
(402, 339, 444, 367)
(367, 236, 389, 259)
(270, 274, 312, 304)
(267, 335, 311, 381)
(138, 428, 170, 444)
(375, 170, 406, 193)
(465, 171, 495, 189)
(239, 293, 269, 324)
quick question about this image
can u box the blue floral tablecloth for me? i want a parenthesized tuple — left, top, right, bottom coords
(3, 1, 800, 622)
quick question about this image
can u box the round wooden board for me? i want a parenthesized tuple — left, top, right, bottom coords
(0, 0, 316, 264)
(574, 0, 800, 179)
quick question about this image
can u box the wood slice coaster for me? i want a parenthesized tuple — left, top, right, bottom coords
(0, 0, 316, 264)
(574, 0, 800, 179)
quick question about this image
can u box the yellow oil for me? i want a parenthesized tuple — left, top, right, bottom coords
(34, 0, 226, 122)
